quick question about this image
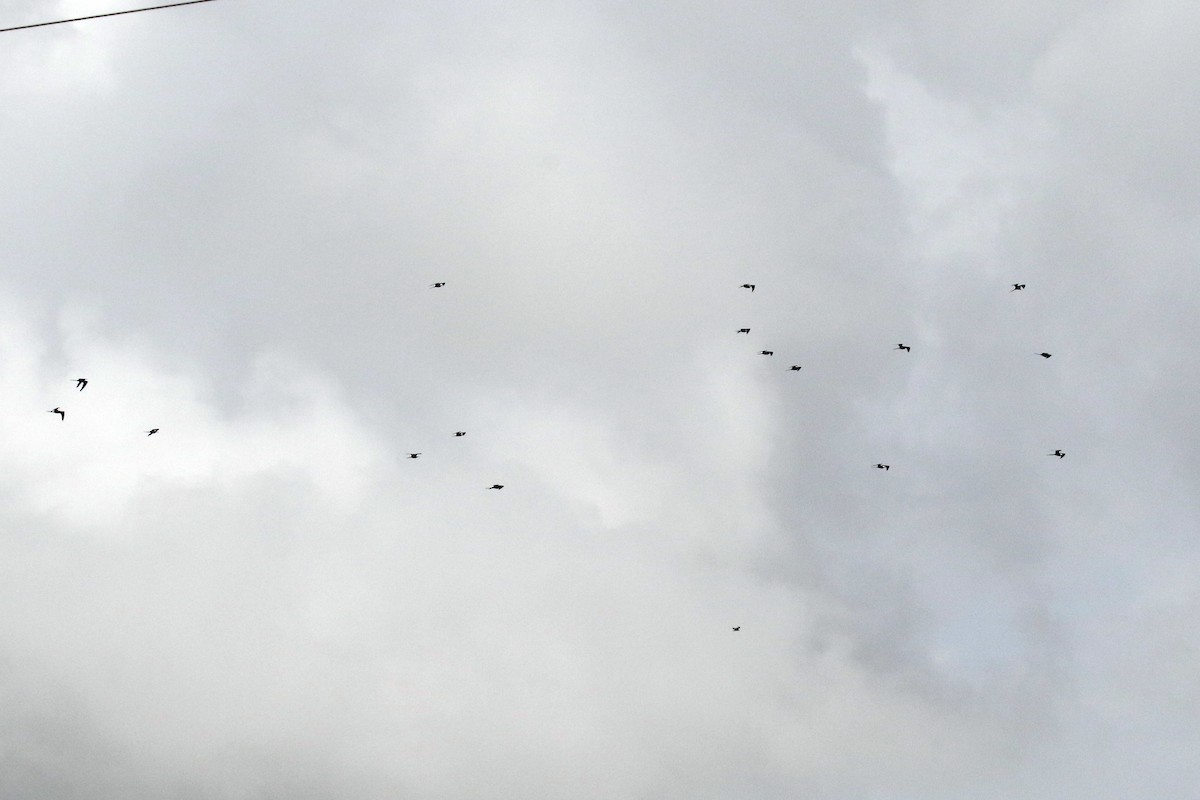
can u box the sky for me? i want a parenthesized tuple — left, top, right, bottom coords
(1, 0, 1198, 797)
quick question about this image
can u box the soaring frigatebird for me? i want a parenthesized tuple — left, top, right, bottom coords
(874, 463, 890, 470)
(759, 350, 774, 356)
(789, 365, 802, 371)
(895, 344, 911, 352)
(48, 407, 64, 420)
(1048, 450, 1066, 458)
(75, 378, 87, 391)
(1011, 283, 1026, 292)
(407, 453, 422, 459)
(740, 284, 755, 292)
(1039, 353, 1052, 358)
(146, 428, 159, 436)
(430, 282, 446, 288)
(737, 328, 751, 334)
(487, 484, 504, 489)
(454, 431, 466, 437)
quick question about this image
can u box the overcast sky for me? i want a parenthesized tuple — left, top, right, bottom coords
(1, 0, 1198, 797)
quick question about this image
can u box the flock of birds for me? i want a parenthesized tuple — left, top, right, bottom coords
(734, 280, 1065, 478)
(401, 283, 504, 489)
(727, 281, 1064, 629)
(45, 279, 1063, 634)
(45, 378, 159, 434)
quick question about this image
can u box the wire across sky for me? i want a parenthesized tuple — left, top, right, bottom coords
(0, 0, 221, 34)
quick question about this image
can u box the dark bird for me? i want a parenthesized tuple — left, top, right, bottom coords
(430, 282, 446, 288)
(408, 453, 422, 459)
(740, 283, 755, 292)
(454, 431, 466, 437)
(1010, 283, 1026, 292)
(146, 428, 159, 436)
(732, 627, 740, 631)
(759, 350, 774, 356)
(75, 378, 87, 391)
(789, 365, 802, 371)
(48, 407, 64, 420)
(487, 484, 504, 489)
(874, 463, 890, 470)
(895, 344, 911, 352)
(1039, 352, 1052, 358)
(1048, 450, 1066, 458)
(737, 328, 751, 334)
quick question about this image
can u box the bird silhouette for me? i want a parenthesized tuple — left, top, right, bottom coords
(487, 484, 504, 490)
(75, 378, 87, 391)
(759, 350, 774, 356)
(454, 431, 466, 437)
(1039, 352, 1052, 358)
(789, 365, 802, 371)
(408, 453, 422, 459)
(48, 407, 64, 420)
(740, 283, 755, 292)
(146, 428, 159, 436)
(895, 344, 911, 352)
(1011, 283, 1026, 292)
(430, 282, 446, 288)
(732, 626, 740, 631)
(874, 463, 890, 470)
(737, 328, 751, 334)
(1048, 450, 1066, 458)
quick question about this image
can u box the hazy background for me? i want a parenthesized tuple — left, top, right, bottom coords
(1, 0, 1198, 797)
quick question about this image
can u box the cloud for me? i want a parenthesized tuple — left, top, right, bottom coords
(2, 1, 1200, 797)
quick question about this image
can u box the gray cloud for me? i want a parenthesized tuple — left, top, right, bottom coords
(0, 1, 1198, 797)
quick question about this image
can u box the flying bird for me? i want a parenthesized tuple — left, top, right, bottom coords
(430, 282, 446, 288)
(737, 328, 751, 334)
(740, 283, 755, 292)
(75, 378, 87, 391)
(454, 431, 466, 437)
(732, 627, 740, 631)
(895, 344, 911, 352)
(1010, 283, 1026, 292)
(789, 365, 802, 371)
(1039, 352, 1052, 358)
(48, 407, 64, 420)
(408, 453, 422, 459)
(1048, 450, 1066, 458)
(487, 484, 504, 489)
(146, 428, 159, 436)
(874, 463, 890, 470)
(759, 350, 774, 356)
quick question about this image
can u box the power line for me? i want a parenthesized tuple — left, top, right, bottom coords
(0, 0, 222, 34)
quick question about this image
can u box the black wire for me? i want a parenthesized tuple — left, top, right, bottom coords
(0, 0, 222, 34)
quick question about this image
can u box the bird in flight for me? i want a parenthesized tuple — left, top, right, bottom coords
(487, 484, 504, 490)
(48, 407, 64, 420)
(895, 344, 911, 352)
(1039, 352, 1052, 358)
(874, 463, 890, 470)
(430, 282, 446, 288)
(454, 431, 466, 437)
(1011, 283, 1026, 292)
(75, 378, 87, 391)
(789, 365, 802, 371)
(1048, 450, 1066, 458)
(146, 428, 159, 436)
(759, 350, 774, 356)
(408, 453, 422, 459)
(740, 284, 755, 292)
(732, 627, 740, 631)
(737, 328, 751, 334)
